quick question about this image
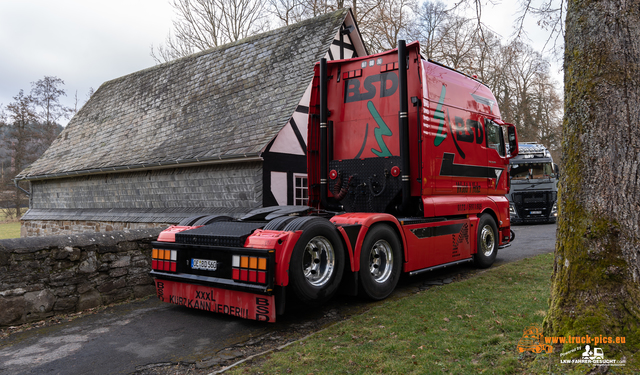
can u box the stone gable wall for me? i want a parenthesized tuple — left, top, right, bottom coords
(0, 229, 162, 327)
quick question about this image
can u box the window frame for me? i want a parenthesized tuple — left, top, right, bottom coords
(293, 173, 308, 206)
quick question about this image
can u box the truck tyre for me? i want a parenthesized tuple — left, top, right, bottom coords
(359, 224, 402, 300)
(287, 217, 345, 306)
(192, 215, 232, 226)
(177, 215, 208, 226)
(264, 216, 296, 231)
(475, 215, 498, 268)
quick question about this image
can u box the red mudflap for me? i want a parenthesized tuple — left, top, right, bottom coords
(155, 279, 276, 322)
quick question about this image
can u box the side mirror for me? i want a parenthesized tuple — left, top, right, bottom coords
(507, 124, 518, 158)
(554, 163, 560, 176)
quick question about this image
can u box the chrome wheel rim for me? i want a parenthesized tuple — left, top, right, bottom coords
(369, 239, 393, 283)
(480, 225, 495, 257)
(302, 236, 335, 287)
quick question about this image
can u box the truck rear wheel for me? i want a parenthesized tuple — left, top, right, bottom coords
(264, 216, 296, 231)
(177, 215, 208, 226)
(359, 224, 402, 300)
(287, 217, 344, 305)
(192, 215, 232, 226)
(475, 215, 498, 268)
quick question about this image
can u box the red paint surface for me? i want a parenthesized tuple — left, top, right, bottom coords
(308, 41, 514, 221)
(155, 279, 276, 322)
(157, 225, 203, 242)
(153, 42, 518, 322)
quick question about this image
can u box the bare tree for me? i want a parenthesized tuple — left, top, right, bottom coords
(514, 0, 566, 56)
(504, 41, 548, 140)
(365, 0, 416, 52)
(530, 73, 562, 160)
(3, 90, 39, 218)
(410, 1, 449, 60)
(151, 0, 268, 63)
(269, 0, 306, 25)
(438, 14, 479, 70)
(31, 76, 69, 146)
(86, 87, 95, 102)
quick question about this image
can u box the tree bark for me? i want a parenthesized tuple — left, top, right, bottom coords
(546, 0, 640, 361)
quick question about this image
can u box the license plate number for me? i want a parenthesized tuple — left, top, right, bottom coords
(530, 210, 542, 215)
(191, 258, 218, 271)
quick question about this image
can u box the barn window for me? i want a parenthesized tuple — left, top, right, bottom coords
(293, 173, 308, 206)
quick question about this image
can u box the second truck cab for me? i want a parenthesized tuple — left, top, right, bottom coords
(507, 143, 558, 224)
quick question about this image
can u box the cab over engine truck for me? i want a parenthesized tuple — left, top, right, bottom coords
(507, 143, 559, 224)
(150, 41, 519, 322)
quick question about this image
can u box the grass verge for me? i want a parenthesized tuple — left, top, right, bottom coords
(0, 208, 26, 239)
(229, 253, 554, 375)
(0, 221, 21, 239)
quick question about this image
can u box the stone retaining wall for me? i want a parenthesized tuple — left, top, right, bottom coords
(21, 220, 168, 238)
(0, 228, 163, 327)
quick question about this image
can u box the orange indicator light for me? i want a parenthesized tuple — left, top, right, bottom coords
(258, 258, 267, 270)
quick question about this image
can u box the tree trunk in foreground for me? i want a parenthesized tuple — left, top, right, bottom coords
(546, 0, 640, 363)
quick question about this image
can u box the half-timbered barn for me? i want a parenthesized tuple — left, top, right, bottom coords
(16, 9, 366, 236)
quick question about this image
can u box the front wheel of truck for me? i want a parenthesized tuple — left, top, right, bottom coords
(286, 217, 345, 306)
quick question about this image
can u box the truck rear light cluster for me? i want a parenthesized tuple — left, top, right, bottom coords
(232, 255, 267, 284)
(152, 249, 177, 272)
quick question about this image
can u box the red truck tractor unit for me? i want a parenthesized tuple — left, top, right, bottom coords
(150, 41, 519, 322)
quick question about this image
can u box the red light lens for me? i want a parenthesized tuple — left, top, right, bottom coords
(232, 268, 240, 280)
(152, 260, 158, 270)
(240, 269, 248, 281)
(257, 271, 266, 284)
(249, 270, 257, 282)
(170, 262, 177, 272)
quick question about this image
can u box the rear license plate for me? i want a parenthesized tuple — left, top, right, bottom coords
(530, 210, 542, 215)
(191, 258, 218, 271)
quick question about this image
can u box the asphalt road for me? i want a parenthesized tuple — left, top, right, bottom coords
(0, 223, 557, 375)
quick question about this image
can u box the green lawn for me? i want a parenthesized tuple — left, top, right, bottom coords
(0, 208, 25, 239)
(0, 221, 21, 239)
(229, 253, 556, 375)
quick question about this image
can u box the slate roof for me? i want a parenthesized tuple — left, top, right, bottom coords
(18, 9, 350, 179)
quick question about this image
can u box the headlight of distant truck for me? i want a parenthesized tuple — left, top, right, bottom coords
(551, 202, 558, 217)
(509, 203, 517, 217)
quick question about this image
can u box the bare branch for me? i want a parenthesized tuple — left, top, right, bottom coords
(151, 0, 268, 63)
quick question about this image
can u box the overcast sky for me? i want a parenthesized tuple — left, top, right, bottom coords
(0, 1, 559, 126)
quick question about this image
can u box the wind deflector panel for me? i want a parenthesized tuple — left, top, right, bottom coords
(175, 222, 265, 247)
